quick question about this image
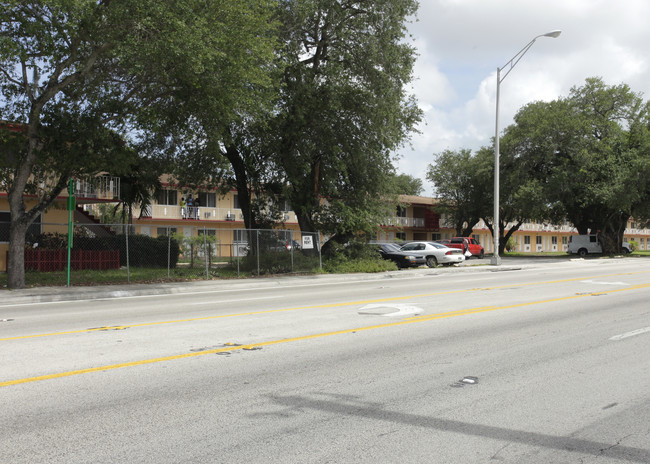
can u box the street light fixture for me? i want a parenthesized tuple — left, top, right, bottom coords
(491, 30, 561, 265)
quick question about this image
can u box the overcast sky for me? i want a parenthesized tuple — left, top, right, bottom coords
(399, 0, 650, 195)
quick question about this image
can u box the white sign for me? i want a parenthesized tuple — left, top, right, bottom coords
(302, 235, 314, 249)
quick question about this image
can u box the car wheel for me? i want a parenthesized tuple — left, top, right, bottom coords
(426, 256, 438, 268)
(622, 247, 630, 254)
(578, 248, 588, 257)
(478, 250, 484, 259)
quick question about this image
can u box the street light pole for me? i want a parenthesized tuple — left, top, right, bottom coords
(491, 30, 561, 265)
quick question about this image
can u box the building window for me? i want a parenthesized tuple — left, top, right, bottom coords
(233, 229, 248, 242)
(0, 212, 42, 243)
(278, 197, 291, 212)
(562, 236, 568, 245)
(396, 206, 407, 217)
(233, 194, 240, 209)
(524, 236, 531, 245)
(156, 189, 178, 206)
(536, 236, 542, 245)
(396, 232, 406, 241)
(199, 192, 217, 208)
(431, 233, 441, 241)
(198, 229, 216, 237)
(156, 227, 177, 236)
(552, 236, 558, 245)
(472, 234, 480, 243)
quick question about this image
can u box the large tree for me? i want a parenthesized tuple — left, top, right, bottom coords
(0, 0, 277, 287)
(268, 0, 422, 246)
(390, 173, 424, 196)
(427, 148, 491, 237)
(502, 77, 650, 253)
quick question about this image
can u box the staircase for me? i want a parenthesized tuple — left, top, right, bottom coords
(74, 207, 116, 237)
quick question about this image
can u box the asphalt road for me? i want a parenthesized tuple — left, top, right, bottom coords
(1, 257, 649, 463)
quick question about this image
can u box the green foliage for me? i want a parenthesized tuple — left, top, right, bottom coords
(427, 148, 492, 236)
(628, 240, 639, 252)
(389, 173, 424, 196)
(323, 257, 396, 274)
(505, 236, 517, 252)
(321, 240, 395, 273)
(1, 0, 278, 288)
(266, 0, 422, 238)
(502, 77, 650, 253)
(234, 251, 320, 275)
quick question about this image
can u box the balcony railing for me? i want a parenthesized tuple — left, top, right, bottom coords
(383, 216, 425, 228)
(133, 205, 297, 223)
(75, 176, 120, 200)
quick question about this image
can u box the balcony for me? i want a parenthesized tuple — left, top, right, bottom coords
(74, 176, 120, 200)
(133, 205, 298, 223)
(384, 216, 425, 228)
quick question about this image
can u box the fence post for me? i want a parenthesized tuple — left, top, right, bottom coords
(256, 229, 260, 276)
(236, 241, 240, 276)
(290, 229, 294, 272)
(204, 227, 209, 279)
(167, 227, 171, 279)
(318, 232, 322, 270)
(125, 225, 130, 284)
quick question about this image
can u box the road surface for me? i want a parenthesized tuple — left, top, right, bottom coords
(1, 257, 649, 463)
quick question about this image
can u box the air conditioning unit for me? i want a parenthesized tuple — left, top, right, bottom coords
(204, 212, 211, 218)
(283, 214, 290, 221)
(524, 245, 531, 252)
(536, 245, 543, 252)
(239, 213, 244, 219)
(226, 213, 235, 221)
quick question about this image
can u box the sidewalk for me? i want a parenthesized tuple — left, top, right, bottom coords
(0, 259, 534, 306)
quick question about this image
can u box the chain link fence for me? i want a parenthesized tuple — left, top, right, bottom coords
(3, 222, 322, 286)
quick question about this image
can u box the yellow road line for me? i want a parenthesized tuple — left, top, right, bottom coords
(2, 270, 649, 343)
(3, 281, 650, 388)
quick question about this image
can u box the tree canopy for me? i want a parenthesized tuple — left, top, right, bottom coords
(0, 0, 279, 287)
(428, 77, 650, 255)
(501, 77, 650, 252)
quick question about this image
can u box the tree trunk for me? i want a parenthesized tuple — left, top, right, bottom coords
(7, 219, 28, 289)
(223, 144, 258, 232)
(600, 212, 630, 254)
(501, 220, 524, 254)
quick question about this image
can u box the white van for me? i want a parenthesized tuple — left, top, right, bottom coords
(567, 235, 631, 257)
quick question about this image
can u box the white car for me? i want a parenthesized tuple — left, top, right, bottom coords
(400, 241, 465, 268)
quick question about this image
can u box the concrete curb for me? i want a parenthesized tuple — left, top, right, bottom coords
(0, 262, 529, 306)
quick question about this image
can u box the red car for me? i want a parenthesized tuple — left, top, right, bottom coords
(448, 237, 484, 259)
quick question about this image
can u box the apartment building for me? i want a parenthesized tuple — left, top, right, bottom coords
(3, 179, 650, 272)
(379, 195, 650, 253)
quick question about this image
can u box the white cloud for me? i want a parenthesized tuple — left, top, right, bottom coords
(398, 0, 650, 195)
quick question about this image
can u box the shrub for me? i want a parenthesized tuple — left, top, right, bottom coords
(323, 257, 396, 273)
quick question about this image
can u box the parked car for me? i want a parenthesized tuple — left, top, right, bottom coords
(567, 234, 631, 257)
(376, 243, 426, 269)
(447, 237, 485, 259)
(399, 241, 465, 268)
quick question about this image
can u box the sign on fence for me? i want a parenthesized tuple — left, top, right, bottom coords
(302, 235, 314, 249)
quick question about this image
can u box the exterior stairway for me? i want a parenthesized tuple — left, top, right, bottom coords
(74, 206, 116, 237)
